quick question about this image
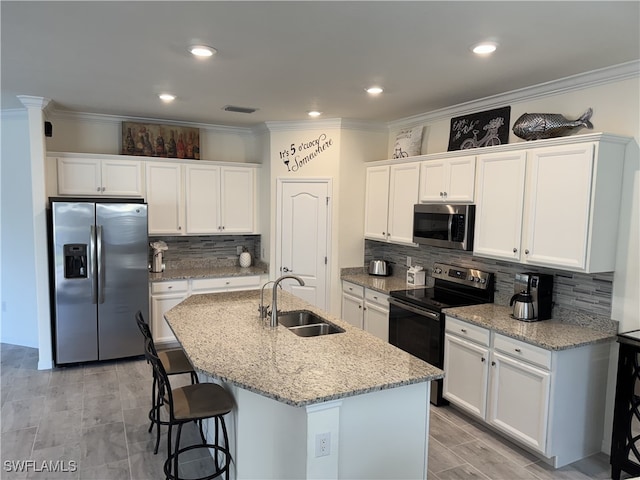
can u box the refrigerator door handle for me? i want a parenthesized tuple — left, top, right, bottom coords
(97, 225, 105, 304)
(90, 225, 98, 304)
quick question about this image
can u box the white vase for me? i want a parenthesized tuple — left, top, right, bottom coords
(239, 251, 251, 268)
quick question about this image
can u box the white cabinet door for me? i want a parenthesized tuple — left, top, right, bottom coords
(364, 302, 389, 341)
(100, 159, 143, 196)
(487, 351, 550, 453)
(342, 292, 364, 329)
(522, 144, 594, 270)
(387, 163, 420, 244)
(146, 162, 183, 235)
(57, 157, 143, 196)
(221, 166, 255, 233)
(443, 333, 489, 419)
(418, 160, 447, 202)
(57, 158, 101, 195)
(150, 293, 186, 344)
(473, 151, 527, 261)
(185, 164, 221, 234)
(364, 166, 390, 241)
(419, 156, 475, 203)
(446, 156, 476, 202)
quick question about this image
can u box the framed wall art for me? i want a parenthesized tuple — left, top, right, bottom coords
(122, 121, 200, 159)
(447, 106, 511, 151)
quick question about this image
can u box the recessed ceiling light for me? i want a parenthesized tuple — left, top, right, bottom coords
(472, 42, 498, 55)
(158, 93, 176, 103)
(189, 45, 217, 57)
(366, 86, 384, 95)
(308, 111, 322, 117)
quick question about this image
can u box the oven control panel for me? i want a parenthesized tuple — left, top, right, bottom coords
(432, 262, 492, 289)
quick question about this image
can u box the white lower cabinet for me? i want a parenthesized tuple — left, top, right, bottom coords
(443, 315, 610, 468)
(341, 281, 389, 341)
(150, 280, 189, 344)
(150, 275, 261, 344)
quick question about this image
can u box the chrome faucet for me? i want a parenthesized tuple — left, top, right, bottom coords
(270, 275, 305, 327)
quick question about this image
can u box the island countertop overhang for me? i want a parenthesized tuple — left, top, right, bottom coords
(164, 289, 443, 407)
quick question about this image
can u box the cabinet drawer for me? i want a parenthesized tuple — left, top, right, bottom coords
(150, 280, 189, 295)
(446, 316, 490, 347)
(365, 288, 389, 308)
(191, 275, 260, 292)
(493, 333, 551, 370)
(342, 281, 364, 297)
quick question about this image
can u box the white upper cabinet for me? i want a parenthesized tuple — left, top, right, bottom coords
(56, 157, 143, 197)
(364, 162, 419, 245)
(474, 136, 627, 272)
(146, 162, 184, 235)
(185, 165, 255, 234)
(474, 151, 527, 261)
(220, 166, 255, 234)
(185, 164, 221, 234)
(419, 156, 476, 203)
(363, 166, 390, 242)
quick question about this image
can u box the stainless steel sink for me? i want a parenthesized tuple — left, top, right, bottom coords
(277, 310, 325, 328)
(287, 323, 344, 337)
(278, 310, 344, 337)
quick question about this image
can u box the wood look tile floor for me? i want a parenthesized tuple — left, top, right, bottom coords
(0, 343, 630, 479)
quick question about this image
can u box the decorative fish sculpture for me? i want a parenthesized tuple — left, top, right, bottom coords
(512, 108, 593, 140)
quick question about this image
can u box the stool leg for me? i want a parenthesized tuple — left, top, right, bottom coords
(173, 422, 183, 480)
(220, 416, 230, 480)
(149, 375, 157, 433)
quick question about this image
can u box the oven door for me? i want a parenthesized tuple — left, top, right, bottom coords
(388, 297, 448, 406)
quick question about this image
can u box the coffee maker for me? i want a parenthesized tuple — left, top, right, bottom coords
(512, 272, 554, 321)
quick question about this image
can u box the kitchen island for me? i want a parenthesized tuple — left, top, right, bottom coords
(165, 289, 443, 480)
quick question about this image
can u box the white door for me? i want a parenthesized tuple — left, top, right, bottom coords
(487, 351, 550, 453)
(277, 180, 330, 309)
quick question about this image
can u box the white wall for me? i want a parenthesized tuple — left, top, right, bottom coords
(0, 110, 39, 347)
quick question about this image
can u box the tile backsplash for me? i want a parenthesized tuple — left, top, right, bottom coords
(149, 235, 261, 268)
(365, 240, 613, 317)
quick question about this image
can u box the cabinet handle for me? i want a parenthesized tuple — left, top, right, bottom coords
(460, 328, 467, 333)
(178, 226, 182, 230)
(225, 281, 230, 285)
(101, 187, 106, 192)
(168, 286, 173, 289)
(491, 361, 496, 366)
(443, 192, 447, 197)
(382, 232, 386, 236)
(373, 296, 378, 300)
(513, 248, 518, 253)
(358, 305, 362, 309)
(96, 187, 101, 192)
(524, 249, 529, 255)
(514, 348, 522, 353)
(481, 357, 485, 362)
(440, 192, 444, 197)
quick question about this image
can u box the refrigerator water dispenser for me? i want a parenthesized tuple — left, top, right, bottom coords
(64, 244, 87, 278)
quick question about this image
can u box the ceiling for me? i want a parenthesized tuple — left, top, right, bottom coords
(2, 1, 639, 128)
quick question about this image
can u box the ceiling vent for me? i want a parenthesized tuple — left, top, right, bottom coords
(223, 105, 258, 114)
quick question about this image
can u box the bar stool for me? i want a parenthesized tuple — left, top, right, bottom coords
(144, 337, 233, 480)
(135, 311, 199, 454)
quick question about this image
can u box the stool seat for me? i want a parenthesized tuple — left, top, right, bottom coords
(170, 383, 234, 421)
(159, 348, 195, 376)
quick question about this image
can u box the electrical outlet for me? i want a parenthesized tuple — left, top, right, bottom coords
(236, 246, 243, 255)
(315, 432, 331, 457)
(407, 256, 412, 267)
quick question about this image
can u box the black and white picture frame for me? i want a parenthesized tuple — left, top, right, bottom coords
(447, 106, 511, 151)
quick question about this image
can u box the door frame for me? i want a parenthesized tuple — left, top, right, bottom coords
(275, 177, 333, 310)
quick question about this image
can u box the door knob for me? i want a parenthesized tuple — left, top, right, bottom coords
(282, 266, 291, 272)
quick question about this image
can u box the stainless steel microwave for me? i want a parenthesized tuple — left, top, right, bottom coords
(413, 204, 475, 251)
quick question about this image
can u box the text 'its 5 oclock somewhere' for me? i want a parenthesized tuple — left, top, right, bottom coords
(280, 133, 333, 172)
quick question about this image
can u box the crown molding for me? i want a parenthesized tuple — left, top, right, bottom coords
(265, 118, 345, 132)
(47, 109, 255, 136)
(387, 60, 640, 130)
(0, 108, 27, 121)
(17, 95, 51, 111)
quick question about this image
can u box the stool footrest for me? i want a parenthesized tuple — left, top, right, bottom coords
(164, 443, 232, 480)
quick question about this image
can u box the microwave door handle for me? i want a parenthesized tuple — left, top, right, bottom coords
(448, 214, 454, 242)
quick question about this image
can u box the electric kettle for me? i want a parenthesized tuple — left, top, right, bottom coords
(510, 277, 536, 321)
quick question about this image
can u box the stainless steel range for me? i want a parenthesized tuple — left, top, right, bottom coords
(389, 262, 494, 406)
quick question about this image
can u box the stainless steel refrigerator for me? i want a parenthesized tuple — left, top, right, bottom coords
(49, 198, 149, 365)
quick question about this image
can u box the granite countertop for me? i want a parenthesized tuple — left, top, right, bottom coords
(341, 267, 423, 294)
(164, 289, 443, 407)
(444, 304, 616, 351)
(149, 263, 268, 282)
